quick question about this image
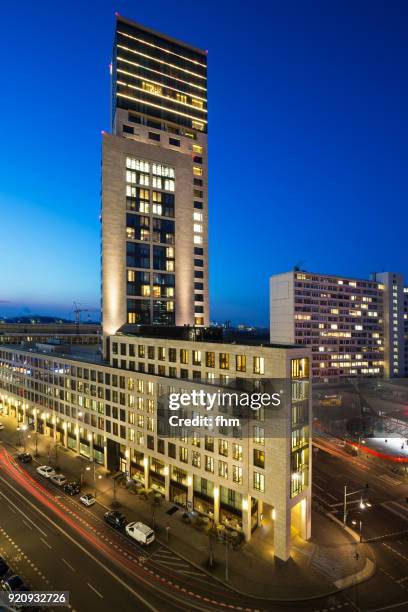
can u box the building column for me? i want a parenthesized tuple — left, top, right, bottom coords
(213, 486, 220, 524)
(63, 423, 68, 447)
(143, 456, 149, 488)
(76, 426, 80, 454)
(89, 433, 94, 462)
(300, 494, 312, 540)
(258, 499, 264, 524)
(103, 436, 108, 469)
(22, 404, 27, 425)
(274, 503, 291, 562)
(187, 476, 193, 510)
(33, 409, 38, 432)
(164, 466, 170, 501)
(242, 494, 252, 542)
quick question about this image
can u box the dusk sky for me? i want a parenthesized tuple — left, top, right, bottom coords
(0, 0, 407, 325)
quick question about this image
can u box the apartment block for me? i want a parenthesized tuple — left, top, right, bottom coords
(270, 270, 407, 381)
(0, 336, 311, 561)
(102, 16, 209, 338)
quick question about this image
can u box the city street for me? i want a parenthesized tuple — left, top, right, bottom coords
(0, 416, 356, 612)
(313, 436, 408, 611)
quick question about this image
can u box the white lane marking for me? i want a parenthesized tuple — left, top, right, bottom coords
(7, 504, 16, 514)
(0, 475, 158, 612)
(61, 558, 75, 572)
(40, 537, 52, 549)
(87, 582, 103, 599)
(381, 502, 408, 522)
(22, 520, 32, 530)
(0, 490, 48, 537)
(313, 483, 338, 501)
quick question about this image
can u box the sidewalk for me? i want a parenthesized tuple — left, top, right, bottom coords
(0, 415, 376, 601)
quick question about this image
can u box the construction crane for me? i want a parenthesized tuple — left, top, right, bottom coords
(72, 303, 99, 334)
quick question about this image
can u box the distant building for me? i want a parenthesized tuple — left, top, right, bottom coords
(270, 270, 407, 382)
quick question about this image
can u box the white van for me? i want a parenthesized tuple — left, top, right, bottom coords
(125, 521, 155, 546)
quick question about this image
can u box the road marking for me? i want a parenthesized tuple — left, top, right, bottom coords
(40, 537, 52, 549)
(7, 504, 16, 514)
(61, 558, 75, 572)
(22, 519, 32, 530)
(381, 502, 408, 522)
(0, 490, 48, 537)
(87, 582, 103, 598)
(313, 482, 338, 501)
(0, 474, 159, 612)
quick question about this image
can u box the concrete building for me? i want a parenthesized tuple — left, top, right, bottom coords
(0, 15, 313, 562)
(270, 270, 407, 382)
(0, 335, 311, 561)
(102, 16, 209, 337)
(405, 287, 408, 377)
(372, 273, 406, 378)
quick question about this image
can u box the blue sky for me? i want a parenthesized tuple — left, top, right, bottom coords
(0, 0, 407, 325)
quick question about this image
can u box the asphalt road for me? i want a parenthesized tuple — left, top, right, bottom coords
(3, 413, 408, 611)
(313, 436, 408, 611)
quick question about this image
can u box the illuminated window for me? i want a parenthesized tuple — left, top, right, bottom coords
(291, 358, 309, 379)
(193, 144, 203, 154)
(193, 212, 203, 222)
(142, 81, 162, 95)
(192, 350, 202, 366)
(180, 349, 189, 364)
(176, 92, 187, 104)
(253, 426, 264, 445)
(232, 465, 243, 484)
(206, 352, 215, 367)
(192, 120, 205, 131)
(232, 444, 243, 461)
(164, 179, 175, 192)
(236, 355, 246, 372)
(253, 472, 265, 492)
(193, 166, 203, 177)
(219, 353, 230, 369)
(191, 98, 204, 109)
(193, 224, 203, 233)
(193, 235, 203, 245)
(253, 356, 265, 375)
(218, 461, 228, 479)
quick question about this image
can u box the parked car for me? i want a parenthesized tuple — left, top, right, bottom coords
(0, 557, 10, 578)
(125, 522, 155, 546)
(50, 474, 67, 487)
(1, 574, 26, 592)
(16, 452, 32, 463)
(63, 481, 81, 496)
(36, 465, 56, 478)
(104, 511, 127, 529)
(80, 493, 96, 507)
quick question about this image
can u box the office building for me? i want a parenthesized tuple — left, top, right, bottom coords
(270, 270, 407, 382)
(0, 15, 313, 563)
(102, 16, 209, 338)
(0, 335, 311, 561)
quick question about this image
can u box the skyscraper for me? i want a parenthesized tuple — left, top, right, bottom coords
(102, 15, 209, 337)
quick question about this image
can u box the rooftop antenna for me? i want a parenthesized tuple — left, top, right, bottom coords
(293, 260, 306, 272)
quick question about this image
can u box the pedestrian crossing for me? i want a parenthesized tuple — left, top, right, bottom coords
(150, 546, 209, 581)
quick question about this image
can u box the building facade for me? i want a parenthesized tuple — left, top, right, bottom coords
(270, 270, 407, 382)
(0, 15, 313, 563)
(0, 337, 311, 561)
(102, 16, 209, 337)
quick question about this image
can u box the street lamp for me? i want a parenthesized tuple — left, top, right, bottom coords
(343, 483, 369, 525)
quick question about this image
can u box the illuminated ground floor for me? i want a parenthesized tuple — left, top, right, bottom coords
(0, 393, 311, 561)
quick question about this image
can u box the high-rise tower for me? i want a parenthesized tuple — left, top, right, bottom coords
(102, 15, 209, 337)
